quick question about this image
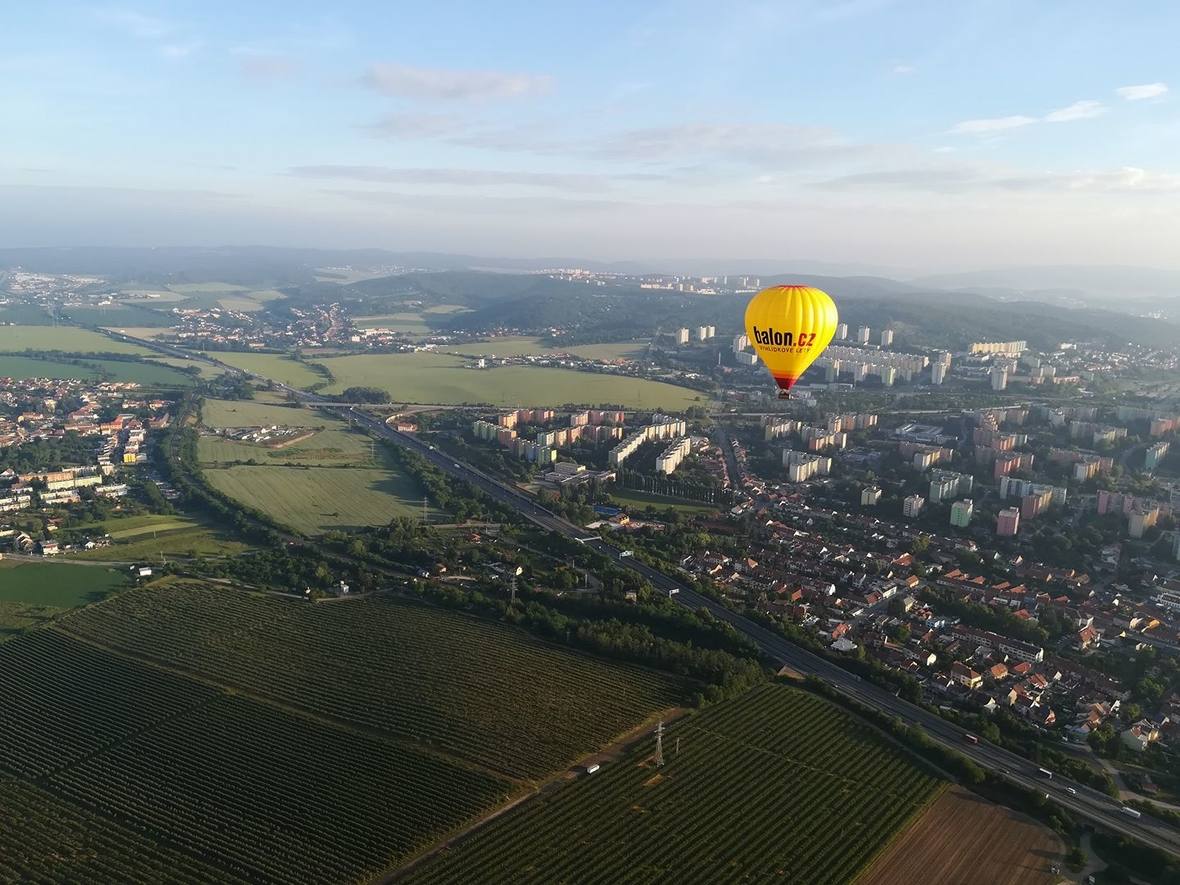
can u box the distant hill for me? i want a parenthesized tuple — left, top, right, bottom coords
(912, 265, 1180, 303)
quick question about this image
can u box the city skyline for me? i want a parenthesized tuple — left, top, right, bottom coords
(3, 1, 1179, 269)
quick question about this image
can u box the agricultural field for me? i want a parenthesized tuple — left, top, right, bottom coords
(858, 786, 1064, 885)
(57, 581, 685, 779)
(439, 337, 650, 361)
(407, 683, 942, 884)
(0, 353, 193, 385)
(199, 425, 380, 466)
(0, 780, 235, 884)
(0, 628, 221, 778)
(315, 351, 706, 410)
(0, 626, 513, 883)
(565, 340, 651, 361)
(205, 351, 327, 387)
(354, 311, 434, 333)
(202, 462, 427, 533)
(0, 354, 106, 381)
(49, 694, 512, 883)
(70, 513, 250, 562)
(78, 358, 195, 386)
(144, 355, 224, 378)
(0, 561, 126, 641)
(200, 397, 318, 428)
(0, 324, 152, 354)
(439, 336, 551, 357)
(102, 325, 175, 338)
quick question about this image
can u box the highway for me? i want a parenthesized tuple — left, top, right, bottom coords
(109, 328, 1180, 857)
(342, 406, 1180, 857)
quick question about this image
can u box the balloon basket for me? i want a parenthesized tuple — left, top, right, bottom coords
(777, 391, 792, 400)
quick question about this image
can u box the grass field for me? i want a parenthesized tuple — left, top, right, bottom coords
(565, 341, 650, 361)
(205, 351, 327, 387)
(199, 426, 380, 466)
(58, 580, 685, 780)
(439, 336, 550, 356)
(440, 338, 650, 362)
(102, 325, 175, 339)
(858, 786, 1064, 885)
(0, 561, 127, 641)
(203, 462, 429, 533)
(608, 488, 720, 515)
(216, 289, 285, 312)
(167, 281, 248, 293)
(354, 312, 434, 332)
(81, 358, 194, 386)
(0, 353, 193, 386)
(145, 356, 224, 378)
(0, 325, 151, 354)
(200, 397, 319, 428)
(314, 351, 706, 410)
(68, 513, 251, 562)
(408, 683, 942, 884)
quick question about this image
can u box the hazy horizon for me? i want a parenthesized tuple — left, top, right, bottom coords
(4, 2, 1179, 270)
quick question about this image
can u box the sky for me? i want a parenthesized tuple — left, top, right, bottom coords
(3, 1, 1179, 272)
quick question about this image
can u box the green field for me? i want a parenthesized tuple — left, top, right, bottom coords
(0, 325, 151, 355)
(439, 337, 650, 362)
(409, 683, 942, 884)
(167, 281, 249, 293)
(203, 461, 430, 533)
(354, 312, 434, 332)
(205, 351, 326, 387)
(439, 336, 550, 356)
(58, 581, 684, 780)
(199, 426, 380, 466)
(0, 561, 127, 641)
(609, 488, 720, 515)
(200, 397, 319, 428)
(101, 325, 174, 339)
(145, 355, 224, 378)
(566, 340, 650, 361)
(0, 353, 193, 386)
(314, 352, 706, 410)
(215, 289, 285, 312)
(0, 625, 512, 882)
(66, 513, 251, 563)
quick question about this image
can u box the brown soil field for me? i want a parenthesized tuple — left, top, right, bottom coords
(858, 786, 1065, 885)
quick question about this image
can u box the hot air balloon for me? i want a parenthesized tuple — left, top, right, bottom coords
(744, 284, 838, 397)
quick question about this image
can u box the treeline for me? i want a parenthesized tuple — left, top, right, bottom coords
(0, 433, 99, 474)
(381, 441, 517, 523)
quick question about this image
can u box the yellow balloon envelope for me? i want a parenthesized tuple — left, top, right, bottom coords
(744, 285, 839, 396)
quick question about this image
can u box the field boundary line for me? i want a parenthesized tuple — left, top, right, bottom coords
(48, 623, 526, 787)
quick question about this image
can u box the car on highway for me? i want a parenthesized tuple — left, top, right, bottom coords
(619, 550, 633, 557)
(1067, 787, 1077, 795)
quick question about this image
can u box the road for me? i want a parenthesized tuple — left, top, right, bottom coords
(113, 329, 1180, 857)
(342, 406, 1180, 858)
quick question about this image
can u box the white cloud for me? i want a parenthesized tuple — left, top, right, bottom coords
(364, 112, 470, 138)
(1116, 82, 1168, 101)
(1044, 99, 1106, 123)
(891, 64, 915, 75)
(364, 63, 553, 100)
(949, 115, 1037, 135)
